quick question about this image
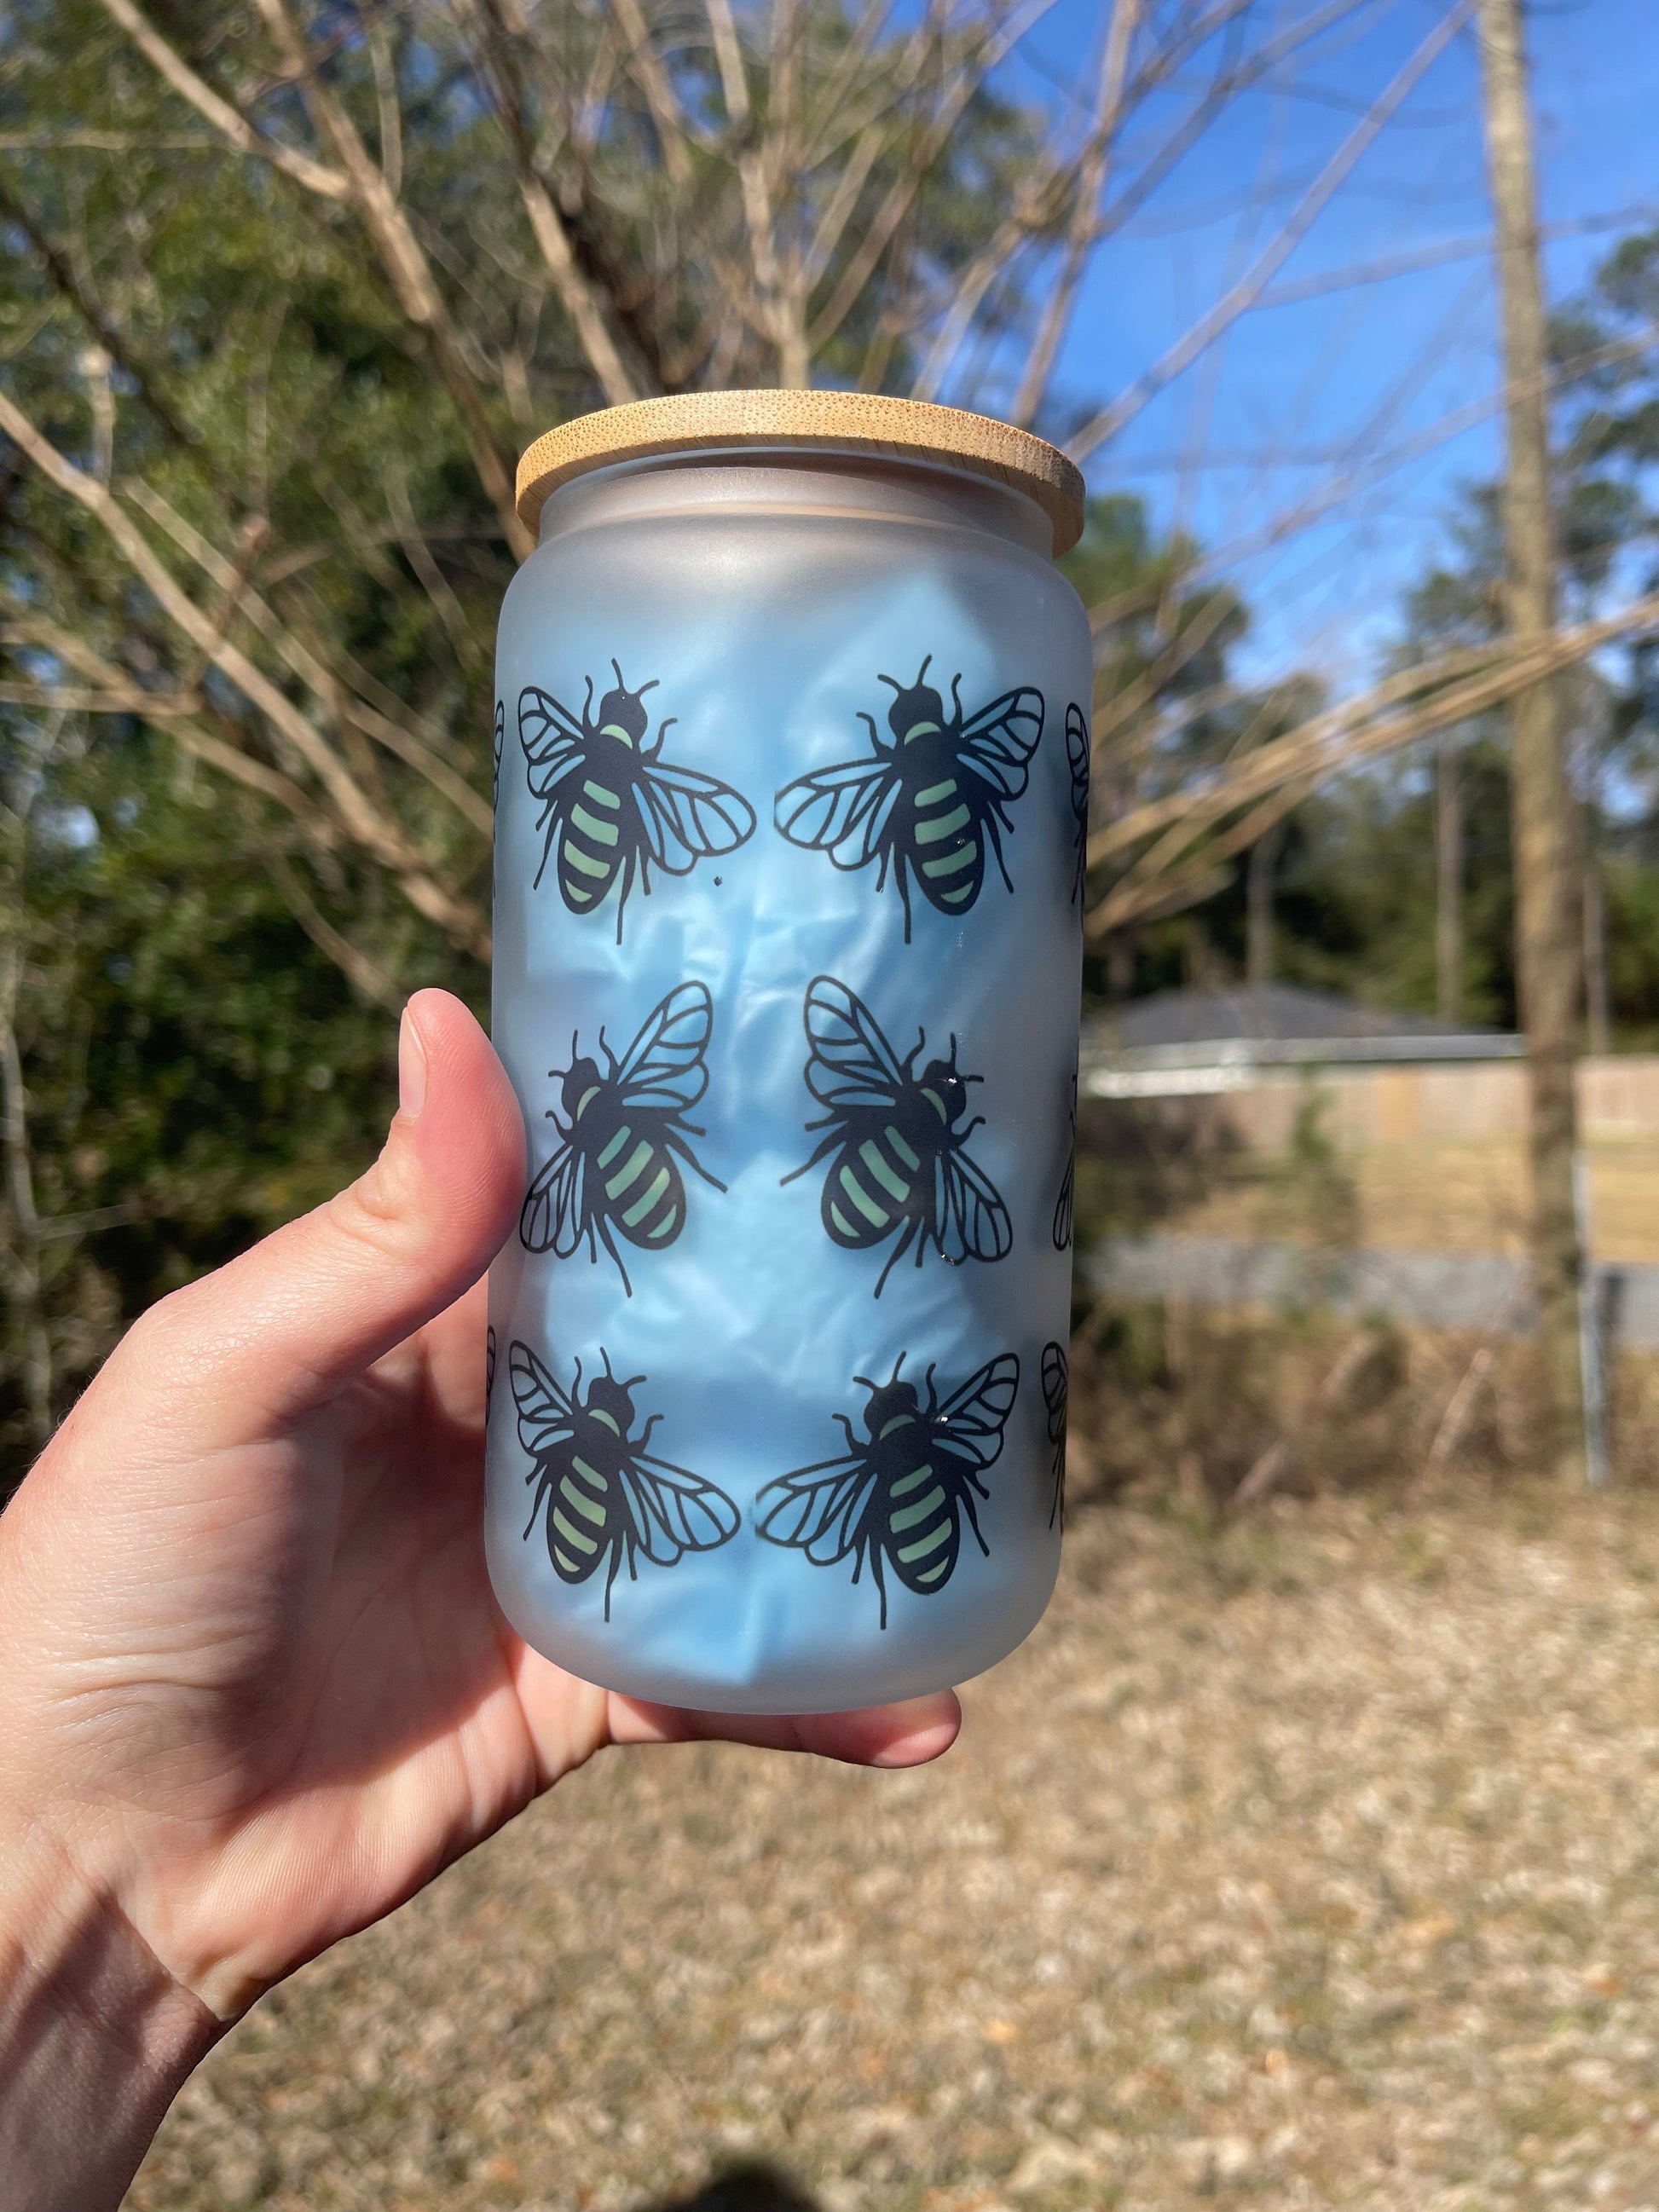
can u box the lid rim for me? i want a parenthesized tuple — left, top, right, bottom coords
(515, 392, 1085, 556)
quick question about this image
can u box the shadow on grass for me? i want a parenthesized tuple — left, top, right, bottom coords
(633, 2161, 821, 2212)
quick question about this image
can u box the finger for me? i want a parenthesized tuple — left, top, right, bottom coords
(136, 990, 523, 1423)
(606, 1689, 962, 1769)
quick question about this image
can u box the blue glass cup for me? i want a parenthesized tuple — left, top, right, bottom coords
(486, 394, 1090, 1712)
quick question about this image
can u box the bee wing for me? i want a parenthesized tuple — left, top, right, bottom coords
(755, 1453, 876, 1565)
(933, 1351, 1020, 1470)
(615, 980, 714, 1112)
(518, 686, 587, 797)
(1041, 1340, 1069, 1437)
(623, 1453, 741, 1566)
(633, 758, 756, 875)
(957, 686, 1044, 802)
(509, 1339, 579, 1454)
(1053, 1151, 1074, 1250)
(520, 1138, 587, 1256)
(803, 974, 906, 1111)
(1065, 700, 1090, 818)
(937, 1144, 1013, 1268)
(774, 757, 901, 868)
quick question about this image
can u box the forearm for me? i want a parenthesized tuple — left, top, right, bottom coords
(0, 1828, 220, 2212)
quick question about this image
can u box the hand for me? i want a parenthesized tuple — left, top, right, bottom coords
(0, 990, 959, 2212)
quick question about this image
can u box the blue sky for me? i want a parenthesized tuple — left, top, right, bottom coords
(993, 0, 1659, 687)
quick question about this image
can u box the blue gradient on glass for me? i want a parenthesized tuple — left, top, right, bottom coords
(486, 458, 1090, 1712)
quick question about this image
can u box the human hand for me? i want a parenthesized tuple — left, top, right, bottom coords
(0, 990, 959, 2211)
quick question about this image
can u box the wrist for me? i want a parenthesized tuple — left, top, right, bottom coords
(0, 1819, 221, 2212)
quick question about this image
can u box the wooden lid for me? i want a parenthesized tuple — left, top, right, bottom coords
(516, 391, 1086, 555)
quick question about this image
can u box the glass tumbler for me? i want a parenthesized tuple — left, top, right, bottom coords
(486, 392, 1090, 1713)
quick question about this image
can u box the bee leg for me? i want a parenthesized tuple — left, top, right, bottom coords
(875, 1220, 915, 1299)
(960, 1484, 991, 1559)
(835, 1412, 860, 1454)
(597, 1213, 634, 1297)
(666, 1129, 726, 1192)
(523, 1471, 551, 1542)
(986, 814, 1014, 896)
(895, 858, 914, 943)
(870, 1545, 889, 1631)
(781, 1130, 843, 1187)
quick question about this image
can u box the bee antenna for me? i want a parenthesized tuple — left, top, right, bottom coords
(853, 1372, 878, 1394)
(610, 657, 625, 688)
(621, 1373, 646, 1392)
(876, 671, 901, 695)
(572, 1354, 584, 1390)
(913, 655, 932, 686)
(598, 1347, 615, 1378)
(889, 1352, 906, 1384)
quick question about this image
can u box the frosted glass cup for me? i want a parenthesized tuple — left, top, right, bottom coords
(485, 393, 1090, 1713)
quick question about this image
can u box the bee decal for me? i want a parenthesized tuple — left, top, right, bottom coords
(1065, 701, 1090, 905)
(757, 1352, 1020, 1626)
(493, 698, 504, 810)
(1054, 1071, 1076, 1252)
(519, 662, 756, 940)
(774, 658, 1044, 940)
(486, 1323, 498, 1412)
(1041, 1340, 1068, 1528)
(783, 975, 1012, 1297)
(520, 980, 724, 1295)
(512, 1341, 739, 1620)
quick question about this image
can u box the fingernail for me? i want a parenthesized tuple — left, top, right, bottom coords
(398, 1003, 428, 1121)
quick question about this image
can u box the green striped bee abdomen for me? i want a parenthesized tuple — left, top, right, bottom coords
(593, 1117, 685, 1249)
(910, 771, 983, 913)
(547, 1446, 618, 1584)
(822, 1124, 921, 1249)
(557, 775, 626, 912)
(879, 1430, 963, 1595)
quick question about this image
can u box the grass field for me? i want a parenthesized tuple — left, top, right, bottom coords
(127, 1484, 1659, 2212)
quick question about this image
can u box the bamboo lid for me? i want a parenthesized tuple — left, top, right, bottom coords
(516, 392, 1086, 555)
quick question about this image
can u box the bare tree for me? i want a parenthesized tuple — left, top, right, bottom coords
(1435, 731, 1463, 1024)
(1477, 0, 1586, 1476)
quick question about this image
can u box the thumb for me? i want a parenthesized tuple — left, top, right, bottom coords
(144, 990, 524, 1422)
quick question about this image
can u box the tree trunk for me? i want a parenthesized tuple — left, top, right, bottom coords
(1583, 829, 1610, 1056)
(1246, 819, 1286, 988)
(1435, 731, 1464, 1025)
(1477, 0, 1586, 1476)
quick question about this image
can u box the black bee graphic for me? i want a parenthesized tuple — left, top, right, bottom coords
(519, 663, 755, 940)
(520, 980, 723, 1294)
(1054, 1071, 1076, 1252)
(493, 698, 504, 810)
(783, 975, 1012, 1297)
(1041, 1339, 1068, 1528)
(511, 1341, 739, 1620)
(486, 1323, 498, 1412)
(757, 1352, 1019, 1627)
(1065, 700, 1090, 904)
(774, 658, 1043, 940)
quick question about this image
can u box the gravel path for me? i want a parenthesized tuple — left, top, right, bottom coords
(127, 1487, 1659, 2212)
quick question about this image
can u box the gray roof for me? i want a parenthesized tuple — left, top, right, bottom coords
(1081, 985, 1523, 1095)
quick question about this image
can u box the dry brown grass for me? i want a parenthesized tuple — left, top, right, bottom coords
(127, 1481, 1659, 2212)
